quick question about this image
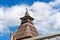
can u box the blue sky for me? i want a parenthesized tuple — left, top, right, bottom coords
(0, 0, 53, 7)
(0, 0, 60, 40)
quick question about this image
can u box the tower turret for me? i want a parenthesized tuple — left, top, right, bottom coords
(14, 8, 39, 40)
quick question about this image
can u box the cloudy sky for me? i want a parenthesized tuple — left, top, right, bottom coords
(0, 0, 60, 40)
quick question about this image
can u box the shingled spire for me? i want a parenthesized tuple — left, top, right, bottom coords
(14, 8, 39, 40)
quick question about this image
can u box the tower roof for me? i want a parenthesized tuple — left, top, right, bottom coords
(13, 8, 39, 40)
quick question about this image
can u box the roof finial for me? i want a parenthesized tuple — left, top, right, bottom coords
(26, 8, 28, 12)
(25, 8, 29, 16)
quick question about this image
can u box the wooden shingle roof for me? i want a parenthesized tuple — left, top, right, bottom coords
(13, 9, 39, 40)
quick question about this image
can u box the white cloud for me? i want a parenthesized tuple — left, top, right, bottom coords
(31, 1, 60, 34)
(49, 0, 60, 6)
(31, 2, 53, 20)
(0, 8, 4, 20)
(52, 12, 60, 29)
(1, 0, 60, 36)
